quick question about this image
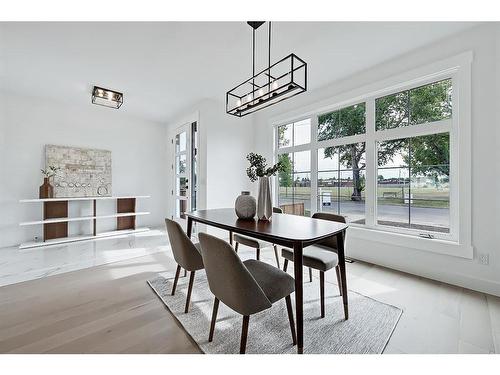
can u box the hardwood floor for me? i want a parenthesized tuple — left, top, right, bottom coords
(0, 252, 201, 353)
(0, 240, 498, 354)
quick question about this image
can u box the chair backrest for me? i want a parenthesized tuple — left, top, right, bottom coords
(311, 212, 346, 250)
(273, 206, 283, 214)
(198, 232, 272, 316)
(165, 218, 203, 271)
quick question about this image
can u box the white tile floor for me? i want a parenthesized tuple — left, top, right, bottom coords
(0, 229, 498, 354)
(0, 228, 168, 287)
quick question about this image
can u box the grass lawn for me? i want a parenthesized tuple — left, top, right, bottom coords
(279, 186, 450, 209)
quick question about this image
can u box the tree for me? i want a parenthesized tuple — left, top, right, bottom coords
(318, 103, 368, 201)
(278, 153, 292, 192)
(318, 79, 451, 201)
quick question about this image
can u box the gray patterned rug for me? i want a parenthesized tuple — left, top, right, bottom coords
(148, 250, 402, 354)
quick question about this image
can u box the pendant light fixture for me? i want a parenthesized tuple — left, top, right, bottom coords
(226, 21, 307, 117)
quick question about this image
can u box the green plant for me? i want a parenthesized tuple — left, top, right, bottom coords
(246, 153, 285, 182)
(41, 165, 61, 179)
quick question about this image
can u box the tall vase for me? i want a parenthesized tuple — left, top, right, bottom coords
(257, 176, 272, 221)
(39, 177, 54, 198)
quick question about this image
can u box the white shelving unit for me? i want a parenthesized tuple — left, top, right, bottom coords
(19, 195, 151, 249)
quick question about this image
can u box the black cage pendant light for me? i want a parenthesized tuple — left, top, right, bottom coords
(226, 21, 307, 117)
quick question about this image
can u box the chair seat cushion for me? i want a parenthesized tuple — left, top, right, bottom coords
(243, 259, 295, 304)
(233, 234, 271, 249)
(281, 245, 339, 272)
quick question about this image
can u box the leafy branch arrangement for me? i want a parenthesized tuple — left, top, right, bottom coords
(40, 166, 61, 179)
(246, 153, 285, 182)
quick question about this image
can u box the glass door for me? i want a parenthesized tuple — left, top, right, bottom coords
(172, 121, 198, 228)
(173, 124, 190, 225)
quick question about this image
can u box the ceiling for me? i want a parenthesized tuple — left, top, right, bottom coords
(0, 22, 477, 123)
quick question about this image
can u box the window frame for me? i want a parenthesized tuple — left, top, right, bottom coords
(272, 52, 472, 259)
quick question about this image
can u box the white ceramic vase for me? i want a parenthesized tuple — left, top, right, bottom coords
(257, 176, 272, 221)
(235, 191, 256, 220)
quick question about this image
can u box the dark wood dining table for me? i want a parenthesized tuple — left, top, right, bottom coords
(186, 208, 349, 354)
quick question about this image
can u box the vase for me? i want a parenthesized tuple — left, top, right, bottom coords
(257, 176, 272, 221)
(235, 191, 256, 220)
(39, 177, 54, 198)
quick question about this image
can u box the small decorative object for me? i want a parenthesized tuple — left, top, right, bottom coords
(39, 166, 60, 198)
(246, 153, 285, 221)
(235, 191, 256, 220)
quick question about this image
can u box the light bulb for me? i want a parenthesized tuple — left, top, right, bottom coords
(236, 99, 242, 107)
(258, 88, 264, 97)
(246, 93, 253, 102)
(98, 89, 104, 97)
(271, 80, 279, 90)
(107, 91, 114, 101)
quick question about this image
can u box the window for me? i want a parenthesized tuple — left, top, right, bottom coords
(377, 133, 450, 233)
(275, 76, 458, 240)
(277, 119, 311, 216)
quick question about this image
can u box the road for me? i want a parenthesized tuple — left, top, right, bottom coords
(278, 198, 449, 230)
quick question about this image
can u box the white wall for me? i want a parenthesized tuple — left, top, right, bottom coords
(166, 98, 254, 229)
(252, 24, 500, 296)
(0, 91, 168, 248)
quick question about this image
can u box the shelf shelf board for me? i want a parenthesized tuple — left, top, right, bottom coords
(20, 212, 150, 226)
(20, 195, 150, 203)
(19, 227, 150, 249)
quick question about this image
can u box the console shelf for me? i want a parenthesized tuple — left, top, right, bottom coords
(19, 195, 150, 249)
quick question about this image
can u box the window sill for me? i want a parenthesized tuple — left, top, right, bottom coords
(347, 225, 473, 259)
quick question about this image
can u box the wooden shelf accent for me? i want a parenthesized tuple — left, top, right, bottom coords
(19, 195, 150, 248)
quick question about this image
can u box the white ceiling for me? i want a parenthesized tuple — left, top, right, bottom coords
(0, 22, 478, 123)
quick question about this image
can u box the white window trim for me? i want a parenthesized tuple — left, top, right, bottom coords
(272, 52, 473, 259)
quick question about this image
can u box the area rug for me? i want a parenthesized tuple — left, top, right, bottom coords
(147, 250, 402, 354)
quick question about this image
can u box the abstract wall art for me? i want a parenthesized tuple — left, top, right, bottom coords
(45, 145, 112, 197)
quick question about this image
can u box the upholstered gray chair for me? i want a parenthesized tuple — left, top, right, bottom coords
(281, 212, 345, 318)
(232, 207, 283, 268)
(198, 232, 296, 354)
(165, 218, 205, 313)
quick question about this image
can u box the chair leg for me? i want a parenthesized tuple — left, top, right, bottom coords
(184, 271, 196, 313)
(309, 267, 313, 282)
(335, 266, 342, 296)
(320, 271, 325, 318)
(171, 265, 181, 295)
(283, 259, 288, 272)
(235, 242, 239, 253)
(273, 245, 280, 268)
(209, 297, 219, 342)
(240, 315, 250, 354)
(256, 248, 260, 261)
(285, 295, 297, 345)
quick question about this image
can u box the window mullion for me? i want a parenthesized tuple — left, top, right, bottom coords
(310, 115, 318, 216)
(365, 98, 376, 227)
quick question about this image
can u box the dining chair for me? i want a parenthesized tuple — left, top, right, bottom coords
(165, 218, 205, 313)
(198, 232, 297, 354)
(232, 206, 283, 268)
(281, 212, 345, 318)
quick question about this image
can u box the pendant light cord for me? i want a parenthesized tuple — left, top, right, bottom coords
(268, 22, 271, 91)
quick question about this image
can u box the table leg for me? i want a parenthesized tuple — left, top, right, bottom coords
(337, 230, 349, 320)
(229, 230, 233, 245)
(293, 241, 304, 354)
(187, 217, 193, 238)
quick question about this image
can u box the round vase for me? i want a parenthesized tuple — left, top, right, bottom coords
(235, 191, 256, 220)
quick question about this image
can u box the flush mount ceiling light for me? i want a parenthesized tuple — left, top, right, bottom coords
(92, 86, 123, 109)
(226, 21, 307, 117)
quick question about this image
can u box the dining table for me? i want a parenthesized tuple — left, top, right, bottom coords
(186, 208, 349, 354)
